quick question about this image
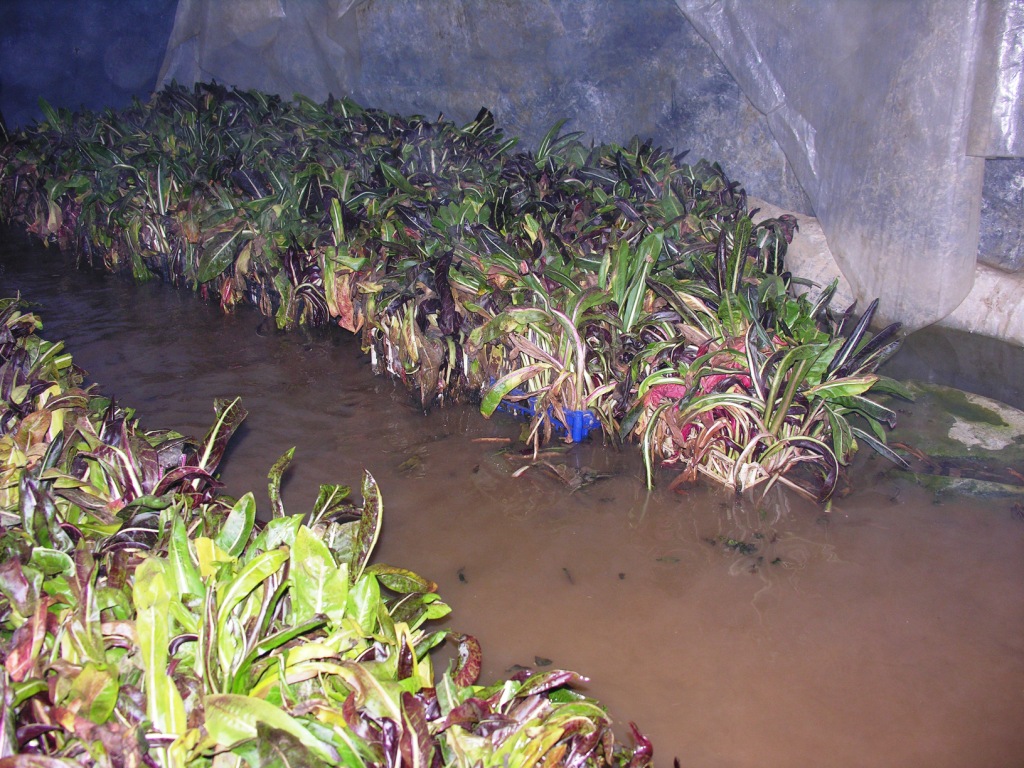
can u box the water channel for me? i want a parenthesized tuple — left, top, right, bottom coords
(3, 229, 1023, 767)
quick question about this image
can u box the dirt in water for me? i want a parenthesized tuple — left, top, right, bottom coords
(3, 234, 1023, 767)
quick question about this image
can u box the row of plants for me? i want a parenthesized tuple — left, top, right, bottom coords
(0, 297, 652, 767)
(0, 83, 909, 501)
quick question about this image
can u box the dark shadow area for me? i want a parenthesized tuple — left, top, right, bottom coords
(0, 0, 177, 128)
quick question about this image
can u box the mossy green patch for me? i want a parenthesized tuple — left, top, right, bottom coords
(926, 385, 1008, 427)
(886, 381, 1024, 496)
(897, 471, 1024, 500)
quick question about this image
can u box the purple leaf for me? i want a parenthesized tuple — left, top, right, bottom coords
(448, 632, 482, 687)
(399, 691, 434, 768)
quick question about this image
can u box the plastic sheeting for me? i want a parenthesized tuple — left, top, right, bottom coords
(158, 0, 363, 100)
(968, 0, 1024, 156)
(675, 0, 1005, 330)
(158, 0, 1024, 331)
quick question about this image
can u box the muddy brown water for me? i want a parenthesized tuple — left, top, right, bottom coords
(3, 231, 1024, 767)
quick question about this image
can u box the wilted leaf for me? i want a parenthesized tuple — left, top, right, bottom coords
(399, 691, 434, 768)
(267, 448, 295, 519)
(66, 661, 119, 724)
(448, 632, 482, 687)
(244, 721, 332, 768)
(3, 596, 48, 682)
(0, 558, 40, 617)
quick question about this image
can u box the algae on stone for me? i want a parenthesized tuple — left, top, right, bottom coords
(886, 380, 1024, 498)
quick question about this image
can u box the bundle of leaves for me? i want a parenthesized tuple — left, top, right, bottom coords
(0, 83, 908, 500)
(0, 297, 652, 767)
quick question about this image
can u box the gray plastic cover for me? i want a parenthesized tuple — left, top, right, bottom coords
(159, 0, 1024, 331)
(158, 0, 364, 100)
(675, 0, 1008, 330)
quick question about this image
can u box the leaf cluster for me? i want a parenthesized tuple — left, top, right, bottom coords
(0, 298, 651, 767)
(0, 84, 909, 500)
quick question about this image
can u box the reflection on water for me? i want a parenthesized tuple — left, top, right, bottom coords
(3, 230, 1024, 767)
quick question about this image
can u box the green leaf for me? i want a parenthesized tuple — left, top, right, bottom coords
(807, 375, 878, 401)
(67, 662, 119, 724)
(620, 235, 657, 334)
(389, 591, 452, 629)
(217, 549, 288, 632)
(230, 616, 328, 696)
(470, 307, 551, 347)
(216, 492, 257, 558)
(329, 197, 345, 243)
(326, 661, 402, 723)
(198, 227, 247, 283)
(268, 448, 295, 519)
(133, 558, 186, 737)
(346, 573, 381, 637)
(363, 564, 436, 594)
(716, 291, 746, 337)
(250, 515, 302, 554)
(168, 516, 203, 597)
(479, 364, 552, 417)
(28, 547, 74, 577)
(290, 526, 349, 626)
(831, 394, 897, 428)
(204, 694, 338, 763)
(825, 404, 856, 463)
(38, 97, 60, 128)
(308, 483, 352, 527)
(728, 216, 753, 292)
(350, 472, 382, 581)
(379, 162, 417, 195)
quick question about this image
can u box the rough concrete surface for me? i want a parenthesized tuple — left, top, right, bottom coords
(751, 197, 1024, 347)
(979, 157, 1024, 272)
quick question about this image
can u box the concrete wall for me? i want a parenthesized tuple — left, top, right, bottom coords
(980, 158, 1024, 273)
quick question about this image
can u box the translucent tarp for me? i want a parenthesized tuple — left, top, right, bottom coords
(968, 0, 1024, 157)
(158, 0, 364, 101)
(675, 0, 1003, 330)
(159, 0, 1024, 331)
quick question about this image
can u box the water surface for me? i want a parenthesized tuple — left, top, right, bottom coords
(3, 232, 1023, 767)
